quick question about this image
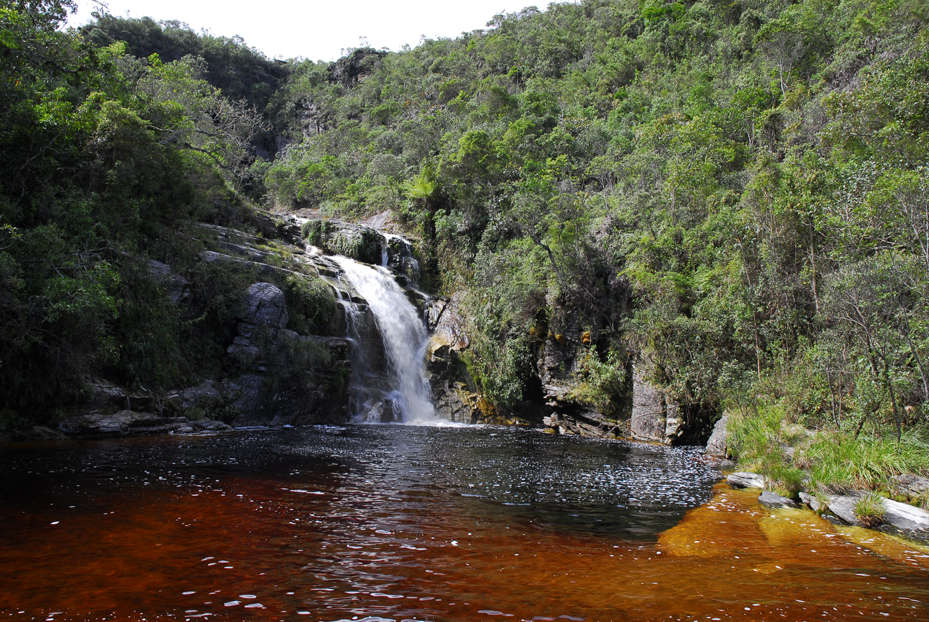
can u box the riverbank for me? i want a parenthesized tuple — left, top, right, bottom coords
(707, 407, 929, 545)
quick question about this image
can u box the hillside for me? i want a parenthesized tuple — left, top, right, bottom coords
(3, 0, 929, 500)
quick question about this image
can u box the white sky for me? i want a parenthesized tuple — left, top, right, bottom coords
(68, 0, 546, 62)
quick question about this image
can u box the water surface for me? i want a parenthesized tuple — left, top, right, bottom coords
(0, 425, 927, 621)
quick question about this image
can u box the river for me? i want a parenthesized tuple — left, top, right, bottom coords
(1, 425, 928, 621)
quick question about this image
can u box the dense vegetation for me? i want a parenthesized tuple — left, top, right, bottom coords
(3, 0, 929, 495)
(258, 0, 929, 492)
(0, 0, 324, 428)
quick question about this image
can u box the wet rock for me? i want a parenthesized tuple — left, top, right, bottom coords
(705, 411, 730, 457)
(727, 472, 767, 489)
(799, 491, 823, 513)
(59, 411, 167, 438)
(243, 282, 289, 328)
(190, 419, 232, 432)
(759, 491, 799, 509)
(303, 219, 383, 265)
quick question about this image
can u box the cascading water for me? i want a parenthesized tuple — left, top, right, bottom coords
(332, 255, 436, 424)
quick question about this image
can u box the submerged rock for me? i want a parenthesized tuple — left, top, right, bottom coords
(58, 411, 194, 438)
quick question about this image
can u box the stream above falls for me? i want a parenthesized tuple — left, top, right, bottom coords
(2, 425, 928, 621)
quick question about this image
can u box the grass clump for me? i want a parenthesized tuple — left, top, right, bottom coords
(854, 493, 886, 528)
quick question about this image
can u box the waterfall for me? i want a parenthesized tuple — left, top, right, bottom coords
(332, 256, 437, 424)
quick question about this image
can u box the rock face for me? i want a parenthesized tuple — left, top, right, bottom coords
(630, 361, 717, 445)
(224, 281, 350, 426)
(425, 293, 482, 423)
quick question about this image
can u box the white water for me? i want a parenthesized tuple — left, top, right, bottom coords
(332, 256, 437, 424)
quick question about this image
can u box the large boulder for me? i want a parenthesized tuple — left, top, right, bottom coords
(705, 411, 730, 457)
(303, 219, 383, 265)
(728, 472, 767, 489)
(243, 282, 289, 328)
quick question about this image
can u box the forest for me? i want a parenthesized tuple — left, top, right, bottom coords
(3, 0, 929, 497)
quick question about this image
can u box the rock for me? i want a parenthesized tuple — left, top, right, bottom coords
(727, 472, 767, 489)
(545, 410, 625, 439)
(58, 411, 167, 438)
(166, 381, 223, 416)
(705, 411, 730, 457)
(759, 491, 799, 509)
(242, 282, 289, 328)
(147, 259, 189, 303)
(303, 219, 383, 265)
(799, 491, 823, 513)
(893, 474, 929, 499)
(826, 494, 864, 526)
(427, 293, 469, 352)
(880, 498, 929, 542)
(630, 363, 668, 443)
(190, 420, 232, 432)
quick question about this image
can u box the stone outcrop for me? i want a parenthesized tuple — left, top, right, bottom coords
(821, 492, 929, 542)
(425, 293, 481, 423)
(58, 411, 231, 438)
(242, 282, 289, 327)
(543, 410, 625, 438)
(302, 218, 422, 285)
(224, 281, 351, 426)
(628, 361, 719, 446)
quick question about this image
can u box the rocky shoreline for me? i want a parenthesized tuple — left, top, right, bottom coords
(727, 469, 929, 545)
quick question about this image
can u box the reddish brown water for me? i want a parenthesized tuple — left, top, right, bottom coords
(0, 425, 927, 621)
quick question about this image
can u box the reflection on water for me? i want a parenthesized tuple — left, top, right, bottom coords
(0, 425, 927, 621)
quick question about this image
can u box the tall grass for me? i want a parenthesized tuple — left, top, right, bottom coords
(804, 432, 929, 492)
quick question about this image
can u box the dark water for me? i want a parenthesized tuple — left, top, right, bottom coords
(0, 425, 927, 621)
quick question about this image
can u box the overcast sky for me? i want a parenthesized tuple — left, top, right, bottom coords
(68, 0, 545, 62)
